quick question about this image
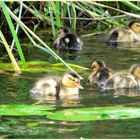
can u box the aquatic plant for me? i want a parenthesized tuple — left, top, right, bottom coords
(47, 106, 140, 121)
(0, 104, 55, 116)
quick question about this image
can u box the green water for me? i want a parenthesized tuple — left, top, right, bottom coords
(1, 32, 140, 138)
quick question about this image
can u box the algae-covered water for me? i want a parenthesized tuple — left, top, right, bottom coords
(1, 31, 140, 138)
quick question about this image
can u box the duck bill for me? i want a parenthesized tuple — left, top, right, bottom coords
(76, 83, 84, 89)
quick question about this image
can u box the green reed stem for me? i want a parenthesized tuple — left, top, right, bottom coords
(121, 1, 140, 11)
(55, 1, 61, 28)
(48, 2, 56, 38)
(0, 1, 27, 68)
(0, 30, 21, 74)
(70, 2, 76, 31)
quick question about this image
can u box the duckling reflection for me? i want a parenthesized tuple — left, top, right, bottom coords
(113, 88, 140, 97)
(101, 64, 140, 90)
(30, 93, 80, 107)
(88, 60, 113, 86)
(108, 21, 140, 43)
(100, 88, 140, 97)
(30, 71, 83, 97)
(53, 28, 83, 51)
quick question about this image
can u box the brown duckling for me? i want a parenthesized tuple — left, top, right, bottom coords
(88, 60, 113, 85)
(29, 72, 83, 97)
(53, 28, 83, 51)
(101, 64, 140, 90)
(108, 21, 140, 42)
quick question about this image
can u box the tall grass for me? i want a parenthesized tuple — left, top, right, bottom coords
(4, 2, 83, 79)
(1, 1, 27, 67)
(0, 1, 140, 75)
(0, 30, 21, 74)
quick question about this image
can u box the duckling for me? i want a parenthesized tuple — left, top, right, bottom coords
(130, 64, 140, 87)
(130, 64, 140, 79)
(108, 21, 140, 42)
(53, 28, 83, 51)
(101, 64, 140, 90)
(88, 60, 113, 85)
(29, 72, 83, 97)
(101, 71, 138, 90)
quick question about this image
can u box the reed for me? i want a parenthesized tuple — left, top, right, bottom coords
(0, 30, 21, 74)
(0, 1, 27, 67)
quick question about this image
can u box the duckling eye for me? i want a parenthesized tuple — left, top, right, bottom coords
(68, 76, 75, 81)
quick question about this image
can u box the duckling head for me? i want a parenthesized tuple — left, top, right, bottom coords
(130, 64, 140, 79)
(62, 72, 83, 89)
(128, 21, 140, 33)
(57, 28, 70, 36)
(91, 60, 106, 73)
(89, 60, 113, 85)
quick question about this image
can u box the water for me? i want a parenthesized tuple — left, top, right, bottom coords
(1, 32, 140, 138)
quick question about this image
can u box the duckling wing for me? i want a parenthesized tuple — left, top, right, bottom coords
(101, 72, 138, 90)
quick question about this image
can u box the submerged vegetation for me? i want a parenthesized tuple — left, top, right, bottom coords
(0, 1, 140, 74)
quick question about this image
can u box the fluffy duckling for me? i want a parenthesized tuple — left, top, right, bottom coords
(108, 21, 140, 42)
(130, 64, 140, 87)
(88, 60, 113, 85)
(101, 72, 138, 90)
(101, 64, 140, 90)
(53, 28, 83, 51)
(29, 72, 83, 97)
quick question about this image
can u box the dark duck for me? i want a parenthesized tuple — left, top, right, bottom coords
(108, 21, 140, 42)
(53, 28, 83, 51)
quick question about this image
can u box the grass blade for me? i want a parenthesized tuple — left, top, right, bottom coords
(70, 2, 76, 31)
(55, 1, 61, 28)
(0, 1, 27, 67)
(121, 1, 140, 11)
(0, 30, 21, 74)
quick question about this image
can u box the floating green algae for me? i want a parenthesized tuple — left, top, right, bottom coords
(0, 104, 55, 116)
(47, 106, 140, 121)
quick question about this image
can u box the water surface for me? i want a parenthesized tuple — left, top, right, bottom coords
(1, 31, 140, 138)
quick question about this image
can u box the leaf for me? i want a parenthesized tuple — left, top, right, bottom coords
(47, 106, 140, 121)
(0, 104, 55, 116)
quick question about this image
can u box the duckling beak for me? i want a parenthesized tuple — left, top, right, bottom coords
(76, 83, 84, 89)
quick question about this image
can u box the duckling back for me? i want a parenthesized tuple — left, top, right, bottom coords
(108, 27, 138, 42)
(89, 67, 113, 86)
(29, 76, 61, 97)
(53, 28, 83, 51)
(101, 72, 138, 90)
